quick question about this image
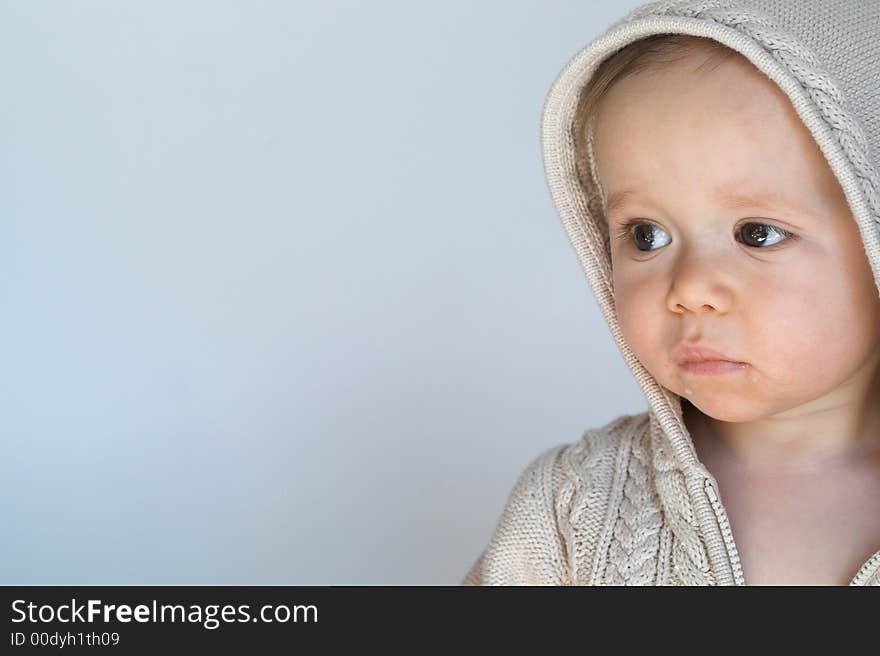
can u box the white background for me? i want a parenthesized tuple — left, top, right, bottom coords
(1, 0, 648, 584)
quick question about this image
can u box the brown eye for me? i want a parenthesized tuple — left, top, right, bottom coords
(614, 220, 671, 252)
(737, 222, 791, 248)
(633, 224, 655, 250)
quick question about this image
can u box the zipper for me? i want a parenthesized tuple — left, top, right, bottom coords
(849, 548, 880, 586)
(704, 479, 746, 586)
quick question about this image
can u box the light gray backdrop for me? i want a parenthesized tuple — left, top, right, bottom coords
(2, 0, 648, 584)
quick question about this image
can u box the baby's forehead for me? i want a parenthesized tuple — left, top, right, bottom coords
(591, 55, 810, 155)
(592, 114, 840, 220)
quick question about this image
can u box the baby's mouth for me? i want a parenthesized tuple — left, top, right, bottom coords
(678, 360, 749, 376)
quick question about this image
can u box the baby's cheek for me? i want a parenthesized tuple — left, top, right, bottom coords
(614, 288, 666, 370)
(751, 279, 844, 384)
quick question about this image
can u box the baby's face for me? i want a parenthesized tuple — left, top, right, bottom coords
(592, 50, 880, 422)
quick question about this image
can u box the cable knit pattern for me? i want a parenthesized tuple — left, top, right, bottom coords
(603, 416, 662, 585)
(562, 424, 619, 585)
(464, 0, 880, 586)
(648, 414, 716, 586)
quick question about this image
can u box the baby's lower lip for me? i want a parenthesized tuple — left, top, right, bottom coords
(679, 360, 748, 375)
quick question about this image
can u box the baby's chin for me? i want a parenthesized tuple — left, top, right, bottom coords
(676, 389, 769, 423)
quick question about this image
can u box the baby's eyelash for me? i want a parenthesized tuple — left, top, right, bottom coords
(612, 218, 643, 242)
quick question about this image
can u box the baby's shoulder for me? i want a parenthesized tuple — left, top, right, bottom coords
(507, 411, 652, 509)
(509, 412, 651, 511)
(463, 412, 652, 585)
(558, 411, 651, 485)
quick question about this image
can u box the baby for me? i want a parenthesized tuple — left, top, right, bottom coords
(464, 1, 880, 585)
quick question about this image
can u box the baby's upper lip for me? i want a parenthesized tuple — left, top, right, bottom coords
(673, 344, 742, 365)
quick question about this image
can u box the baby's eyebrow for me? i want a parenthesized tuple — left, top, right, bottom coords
(714, 186, 803, 214)
(603, 185, 806, 219)
(604, 189, 640, 217)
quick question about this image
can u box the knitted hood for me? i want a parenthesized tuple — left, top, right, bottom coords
(539, 0, 880, 583)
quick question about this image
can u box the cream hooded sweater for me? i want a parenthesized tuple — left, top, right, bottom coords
(462, 0, 880, 586)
